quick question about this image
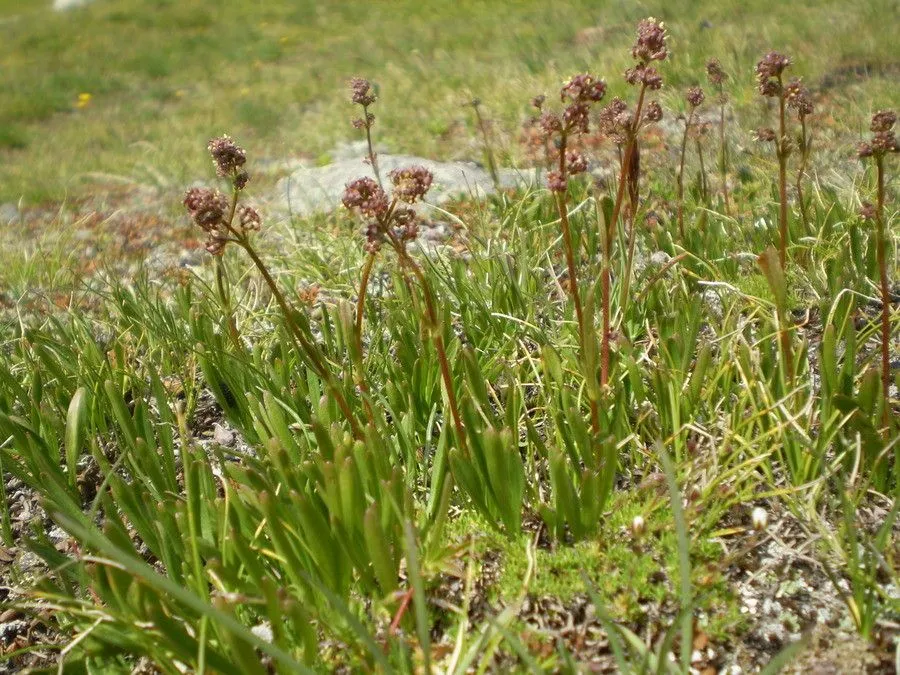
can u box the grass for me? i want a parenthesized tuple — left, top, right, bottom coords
(0, 1, 898, 673)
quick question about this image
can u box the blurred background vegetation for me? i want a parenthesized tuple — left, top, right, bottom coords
(1, 0, 898, 203)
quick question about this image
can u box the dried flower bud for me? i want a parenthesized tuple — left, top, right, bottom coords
(859, 202, 876, 221)
(644, 100, 663, 123)
(349, 77, 376, 107)
(686, 86, 705, 108)
(566, 150, 588, 175)
(632, 17, 668, 63)
(389, 165, 434, 203)
(758, 79, 781, 97)
(205, 237, 227, 256)
(342, 177, 389, 218)
(207, 136, 246, 177)
(751, 506, 768, 531)
(857, 142, 874, 158)
(706, 58, 727, 87)
(237, 205, 262, 233)
(531, 94, 546, 110)
(754, 127, 777, 143)
(183, 187, 229, 231)
(547, 170, 567, 193)
(871, 110, 897, 133)
(631, 515, 646, 537)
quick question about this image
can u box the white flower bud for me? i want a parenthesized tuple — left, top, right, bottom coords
(751, 506, 768, 531)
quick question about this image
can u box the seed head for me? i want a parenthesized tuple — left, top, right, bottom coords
(234, 170, 250, 191)
(632, 18, 668, 63)
(873, 130, 898, 154)
(644, 100, 663, 123)
(686, 86, 705, 108)
(207, 136, 246, 178)
(756, 52, 790, 98)
(349, 77, 376, 107)
(598, 98, 631, 144)
(706, 58, 727, 87)
(389, 165, 434, 203)
(547, 170, 567, 193)
(342, 177, 389, 218)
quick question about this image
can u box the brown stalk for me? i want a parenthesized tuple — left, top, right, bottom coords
(677, 106, 697, 241)
(777, 76, 789, 268)
(875, 156, 892, 435)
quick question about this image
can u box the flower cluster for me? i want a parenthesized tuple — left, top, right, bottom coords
(597, 97, 631, 145)
(208, 135, 249, 189)
(349, 77, 376, 107)
(706, 58, 727, 87)
(686, 86, 705, 109)
(389, 166, 434, 203)
(632, 18, 668, 62)
(343, 166, 434, 251)
(785, 79, 814, 119)
(858, 109, 898, 158)
(755, 51, 791, 97)
(530, 73, 607, 192)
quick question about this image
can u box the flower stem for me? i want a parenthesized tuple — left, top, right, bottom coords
(777, 79, 789, 268)
(677, 107, 696, 242)
(719, 101, 731, 215)
(363, 104, 382, 189)
(237, 237, 364, 440)
(875, 156, 892, 436)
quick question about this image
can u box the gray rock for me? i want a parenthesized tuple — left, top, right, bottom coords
(0, 203, 20, 224)
(212, 423, 235, 448)
(53, 0, 93, 10)
(277, 152, 534, 217)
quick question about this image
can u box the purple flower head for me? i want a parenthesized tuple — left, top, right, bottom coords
(389, 165, 434, 203)
(644, 100, 663, 123)
(342, 177, 389, 218)
(857, 142, 874, 159)
(873, 131, 898, 154)
(566, 150, 588, 175)
(632, 18, 668, 63)
(237, 205, 262, 233)
(531, 94, 546, 110)
(561, 74, 607, 103)
(563, 102, 590, 134)
(539, 111, 563, 137)
(686, 86, 705, 108)
(547, 170, 567, 193)
(598, 97, 631, 144)
(706, 59, 727, 87)
(756, 52, 790, 97)
(625, 64, 663, 90)
(183, 187, 229, 232)
(871, 110, 897, 133)
(208, 136, 246, 178)
(785, 79, 813, 118)
(350, 77, 377, 107)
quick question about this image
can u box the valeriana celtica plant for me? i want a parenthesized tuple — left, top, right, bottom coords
(532, 73, 606, 433)
(184, 136, 363, 438)
(597, 17, 667, 389)
(755, 50, 793, 267)
(857, 109, 898, 436)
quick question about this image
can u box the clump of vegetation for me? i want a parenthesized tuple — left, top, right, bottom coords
(0, 9, 897, 674)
